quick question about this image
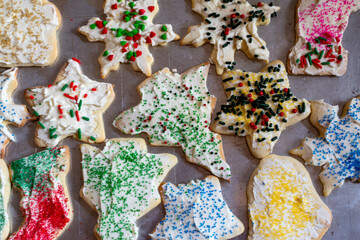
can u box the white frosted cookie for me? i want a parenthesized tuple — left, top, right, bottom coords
(78, 0, 179, 78)
(0, 160, 10, 240)
(150, 176, 244, 240)
(0, 68, 35, 157)
(9, 146, 72, 240)
(212, 61, 310, 159)
(248, 155, 332, 240)
(0, 0, 61, 67)
(25, 58, 115, 147)
(181, 0, 280, 75)
(113, 62, 232, 180)
(287, 0, 360, 76)
(290, 97, 360, 196)
(80, 138, 177, 240)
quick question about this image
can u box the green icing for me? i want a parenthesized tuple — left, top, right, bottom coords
(81, 140, 172, 239)
(11, 148, 64, 196)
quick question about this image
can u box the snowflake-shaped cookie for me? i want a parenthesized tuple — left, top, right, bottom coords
(287, 0, 360, 76)
(78, 0, 179, 78)
(212, 61, 310, 158)
(291, 97, 360, 196)
(181, 0, 280, 75)
(25, 59, 115, 147)
(113, 62, 231, 180)
(81, 138, 177, 239)
(150, 176, 244, 239)
(0, 0, 61, 67)
(0, 68, 35, 157)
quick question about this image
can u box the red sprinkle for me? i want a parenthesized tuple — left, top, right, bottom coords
(279, 112, 284, 116)
(270, 90, 275, 94)
(292, 109, 298, 113)
(146, 37, 152, 43)
(133, 43, 138, 48)
(58, 105, 63, 114)
(30, 95, 35, 100)
(283, 88, 288, 93)
(70, 82, 74, 88)
(251, 108, 256, 112)
(258, 91, 264, 96)
(139, 9, 145, 15)
(72, 57, 81, 64)
(122, 48, 128, 53)
(130, 56, 136, 62)
(136, 50, 142, 57)
(111, 4, 118, 10)
(84, 94, 88, 98)
(108, 55, 114, 61)
(95, 20, 103, 29)
(102, 28, 108, 34)
(92, 88, 97, 91)
(338, 46, 342, 54)
(247, 93, 252, 98)
(240, 14, 245, 18)
(148, 6, 155, 12)
(258, 2, 263, 7)
(75, 111, 80, 121)
(63, 93, 75, 100)
(125, 36, 132, 41)
(48, 84, 52, 88)
(230, 14, 236, 19)
(150, 31, 156, 38)
(73, 86, 77, 91)
(238, 82, 243, 87)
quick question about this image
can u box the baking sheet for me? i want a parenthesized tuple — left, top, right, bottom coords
(3, 0, 360, 239)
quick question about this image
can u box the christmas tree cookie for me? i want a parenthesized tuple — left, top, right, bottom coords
(113, 63, 231, 180)
(78, 0, 179, 78)
(0, 68, 35, 157)
(212, 60, 310, 158)
(80, 138, 177, 239)
(25, 59, 115, 147)
(0, 0, 61, 67)
(181, 0, 280, 75)
(248, 155, 332, 240)
(291, 97, 360, 196)
(9, 147, 72, 240)
(150, 176, 244, 239)
(287, 0, 360, 76)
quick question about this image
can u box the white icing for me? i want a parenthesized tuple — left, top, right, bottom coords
(81, 139, 176, 239)
(0, 0, 61, 66)
(182, 0, 280, 74)
(113, 63, 232, 180)
(78, 0, 178, 77)
(151, 177, 243, 240)
(249, 156, 332, 240)
(29, 59, 114, 147)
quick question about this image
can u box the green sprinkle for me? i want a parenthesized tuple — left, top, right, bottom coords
(129, 2, 135, 8)
(33, 111, 39, 117)
(139, 24, 145, 31)
(90, 24, 96, 29)
(120, 41, 127, 46)
(90, 136, 96, 141)
(70, 109, 74, 118)
(78, 100, 83, 110)
(103, 51, 109, 57)
(161, 25, 167, 32)
(318, 50, 324, 59)
(160, 34, 167, 40)
(61, 84, 68, 91)
(78, 128, 82, 139)
(125, 16, 131, 22)
(141, 16, 148, 20)
(82, 117, 90, 121)
(307, 42, 312, 50)
(307, 55, 312, 65)
(38, 122, 45, 129)
(321, 62, 330, 65)
(271, 136, 278, 141)
(296, 59, 300, 64)
(103, 21, 108, 26)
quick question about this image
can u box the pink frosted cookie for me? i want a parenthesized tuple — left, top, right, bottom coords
(287, 0, 360, 76)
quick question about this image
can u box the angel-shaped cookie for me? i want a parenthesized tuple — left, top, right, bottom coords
(78, 0, 179, 78)
(291, 97, 360, 196)
(80, 138, 177, 239)
(287, 0, 360, 76)
(0, 0, 61, 67)
(25, 59, 115, 147)
(212, 61, 310, 158)
(114, 63, 231, 180)
(182, 0, 280, 75)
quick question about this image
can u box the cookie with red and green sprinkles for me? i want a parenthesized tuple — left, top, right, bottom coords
(181, 0, 280, 75)
(113, 62, 232, 180)
(287, 0, 360, 76)
(212, 60, 310, 159)
(0, 68, 35, 158)
(24, 58, 115, 148)
(0, 159, 10, 240)
(80, 138, 177, 240)
(78, 0, 180, 78)
(9, 146, 72, 240)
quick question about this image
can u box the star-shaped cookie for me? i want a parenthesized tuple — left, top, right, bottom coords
(0, 0, 61, 67)
(0, 68, 35, 157)
(181, 0, 280, 75)
(287, 0, 360, 76)
(291, 97, 360, 196)
(80, 138, 177, 239)
(248, 155, 332, 239)
(25, 59, 115, 147)
(113, 63, 232, 180)
(9, 146, 72, 239)
(212, 61, 310, 158)
(78, 0, 180, 78)
(150, 176, 244, 239)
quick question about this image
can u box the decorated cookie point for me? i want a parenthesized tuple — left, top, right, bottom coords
(78, 0, 180, 78)
(212, 61, 310, 158)
(181, 0, 280, 75)
(25, 59, 115, 147)
(113, 63, 231, 180)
